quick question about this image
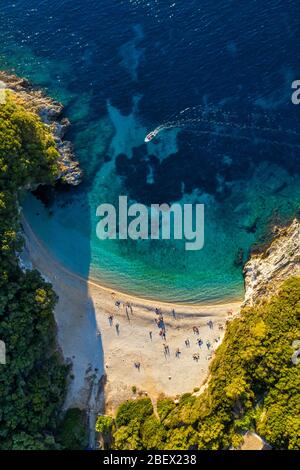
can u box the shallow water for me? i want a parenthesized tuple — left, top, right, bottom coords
(2, 0, 300, 303)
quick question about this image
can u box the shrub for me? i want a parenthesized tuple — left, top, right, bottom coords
(57, 408, 88, 450)
(109, 278, 300, 450)
(115, 398, 153, 427)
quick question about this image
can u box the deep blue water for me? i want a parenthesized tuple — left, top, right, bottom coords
(1, 0, 300, 302)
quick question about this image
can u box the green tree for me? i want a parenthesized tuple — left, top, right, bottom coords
(57, 408, 88, 450)
(0, 92, 67, 449)
(109, 277, 300, 450)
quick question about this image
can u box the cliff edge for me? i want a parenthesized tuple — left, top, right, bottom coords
(244, 218, 300, 305)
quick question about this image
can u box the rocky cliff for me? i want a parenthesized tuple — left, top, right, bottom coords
(243, 218, 300, 305)
(0, 71, 82, 186)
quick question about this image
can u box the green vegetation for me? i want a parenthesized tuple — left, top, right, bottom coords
(96, 415, 114, 450)
(57, 408, 88, 450)
(96, 415, 114, 435)
(2, 89, 298, 451)
(115, 398, 153, 428)
(100, 277, 300, 450)
(0, 92, 69, 449)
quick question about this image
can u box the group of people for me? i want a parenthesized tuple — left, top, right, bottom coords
(107, 314, 120, 335)
(107, 299, 135, 331)
(161, 316, 224, 361)
(155, 315, 221, 361)
(155, 310, 167, 341)
(108, 298, 227, 372)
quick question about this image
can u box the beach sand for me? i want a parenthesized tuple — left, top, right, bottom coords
(21, 215, 241, 416)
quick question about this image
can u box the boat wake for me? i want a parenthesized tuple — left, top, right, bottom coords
(144, 105, 300, 147)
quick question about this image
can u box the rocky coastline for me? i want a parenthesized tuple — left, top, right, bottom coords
(244, 218, 300, 306)
(0, 71, 82, 186)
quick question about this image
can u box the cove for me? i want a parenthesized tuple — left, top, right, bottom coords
(1, 0, 299, 303)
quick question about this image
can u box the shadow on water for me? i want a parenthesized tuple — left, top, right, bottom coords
(18, 89, 109, 449)
(1, 0, 148, 446)
(22, 183, 105, 450)
(2, 0, 300, 302)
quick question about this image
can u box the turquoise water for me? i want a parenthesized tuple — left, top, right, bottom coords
(2, 1, 300, 303)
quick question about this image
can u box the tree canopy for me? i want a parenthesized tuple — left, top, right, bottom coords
(103, 277, 300, 450)
(0, 92, 68, 449)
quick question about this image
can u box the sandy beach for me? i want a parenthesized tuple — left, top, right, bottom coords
(20, 215, 241, 416)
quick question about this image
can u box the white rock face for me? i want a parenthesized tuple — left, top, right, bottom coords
(243, 218, 300, 306)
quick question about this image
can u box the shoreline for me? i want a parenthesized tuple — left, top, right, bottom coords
(21, 214, 243, 311)
(21, 213, 242, 414)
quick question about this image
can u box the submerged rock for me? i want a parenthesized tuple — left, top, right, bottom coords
(234, 247, 244, 267)
(243, 218, 300, 305)
(0, 71, 82, 186)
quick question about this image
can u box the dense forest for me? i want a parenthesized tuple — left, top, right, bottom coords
(97, 277, 300, 450)
(0, 91, 86, 450)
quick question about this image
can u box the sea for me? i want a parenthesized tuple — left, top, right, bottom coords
(1, 0, 300, 303)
